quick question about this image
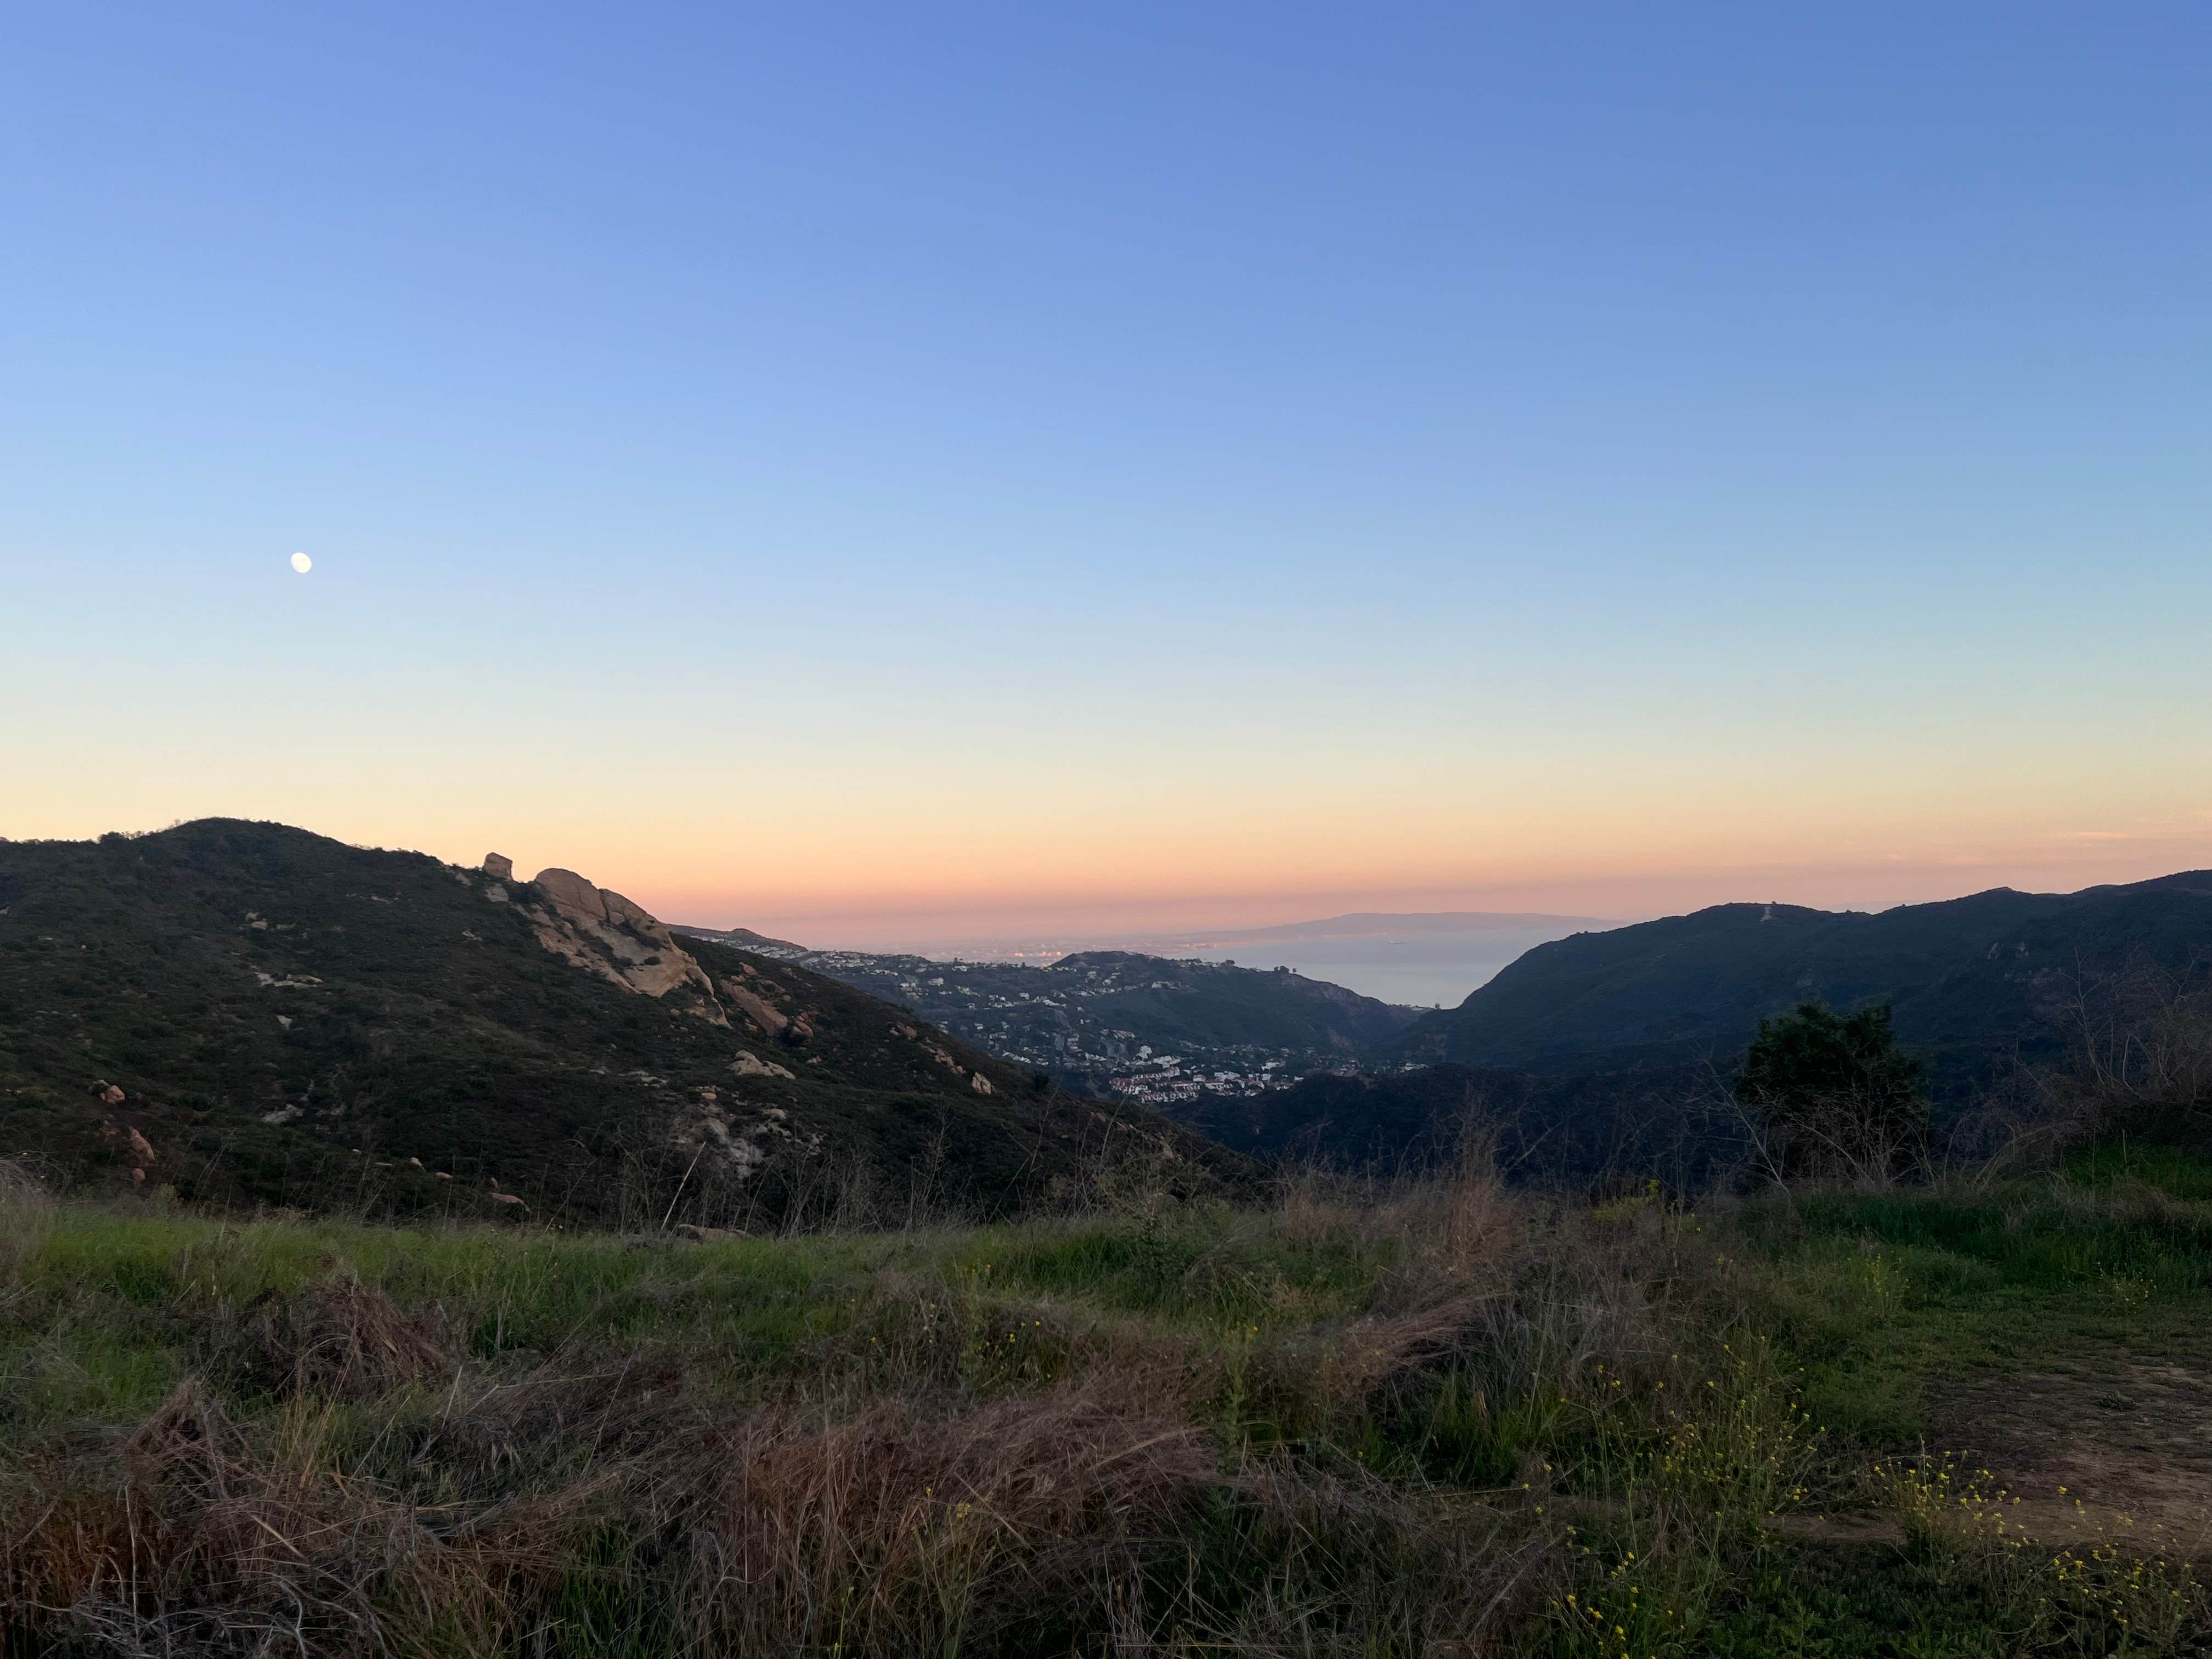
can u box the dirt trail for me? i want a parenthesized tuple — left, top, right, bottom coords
(1934, 1358, 2212, 1561)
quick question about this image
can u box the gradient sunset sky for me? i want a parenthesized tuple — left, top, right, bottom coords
(5, 5, 2208, 948)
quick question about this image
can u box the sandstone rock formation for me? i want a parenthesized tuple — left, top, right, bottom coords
(95, 1121, 158, 1184)
(532, 867, 602, 917)
(730, 1049, 796, 1080)
(523, 866, 723, 1007)
(483, 852, 515, 881)
(720, 980, 787, 1037)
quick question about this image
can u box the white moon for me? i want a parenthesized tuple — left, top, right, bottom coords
(290, 552, 313, 574)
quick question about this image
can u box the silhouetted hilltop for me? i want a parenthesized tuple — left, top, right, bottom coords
(1375, 874, 2212, 1091)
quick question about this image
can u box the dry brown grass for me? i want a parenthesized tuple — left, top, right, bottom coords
(1202, 1453, 1545, 1655)
(4, 1376, 600, 1657)
(1, 1375, 1220, 1656)
(655, 1389, 1217, 1654)
(12, 1142, 2200, 1656)
(233, 1273, 455, 1400)
(0, 1152, 1760, 1658)
(0, 1158, 56, 1296)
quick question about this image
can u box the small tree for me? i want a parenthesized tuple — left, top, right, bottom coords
(1734, 1001, 1931, 1181)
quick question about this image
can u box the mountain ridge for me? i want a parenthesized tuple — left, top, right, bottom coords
(0, 820, 1246, 1223)
(1376, 873, 2212, 1091)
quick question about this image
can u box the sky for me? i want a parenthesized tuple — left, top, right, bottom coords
(4, 3, 2209, 950)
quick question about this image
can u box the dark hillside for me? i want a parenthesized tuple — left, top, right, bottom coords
(0, 821, 1244, 1224)
(1377, 875, 2212, 1094)
(1045, 951, 1418, 1052)
(1166, 1061, 1725, 1183)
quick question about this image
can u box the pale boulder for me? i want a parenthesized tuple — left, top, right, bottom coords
(533, 867, 606, 919)
(721, 981, 788, 1036)
(599, 888, 657, 931)
(524, 865, 723, 1005)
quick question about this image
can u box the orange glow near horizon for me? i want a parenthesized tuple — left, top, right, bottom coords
(645, 832, 2212, 949)
(10, 697, 2210, 953)
(13, 790, 2206, 953)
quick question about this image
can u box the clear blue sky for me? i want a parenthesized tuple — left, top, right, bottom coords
(5, 4, 2209, 943)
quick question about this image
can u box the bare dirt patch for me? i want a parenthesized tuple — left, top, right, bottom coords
(1933, 1357, 2212, 1560)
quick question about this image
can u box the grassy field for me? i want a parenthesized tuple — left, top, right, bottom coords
(3, 1143, 2209, 1657)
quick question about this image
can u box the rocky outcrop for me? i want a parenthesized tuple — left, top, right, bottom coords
(914, 1038, 995, 1094)
(95, 1121, 158, 1185)
(532, 867, 602, 917)
(522, 866, 725, 1015)
(483, 853, 514, 881)
(731, 1049, 796, 1080)
(674, 1223, 749, 1243)
(721, 981, 787, 1037)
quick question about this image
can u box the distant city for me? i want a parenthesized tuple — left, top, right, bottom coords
(678, 911, 1622, 1109)
(824, 911, 1621, 1010)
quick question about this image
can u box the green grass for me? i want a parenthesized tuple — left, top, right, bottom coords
(4, 1146, 2210, 1656)
(2069, 1141, 2212, 1202)
(1735, 1152, 2212, 1449)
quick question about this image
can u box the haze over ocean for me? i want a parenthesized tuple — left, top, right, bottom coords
(5, 4, 2208, 934)
(1136, 928, 1606, 1013)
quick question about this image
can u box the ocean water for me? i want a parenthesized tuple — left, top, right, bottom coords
(1175, 926, 1593, 1011)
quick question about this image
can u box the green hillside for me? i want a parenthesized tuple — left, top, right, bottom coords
(0, 821, 1245, 1226)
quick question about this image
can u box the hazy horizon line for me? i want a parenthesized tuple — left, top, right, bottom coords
(666, 855, 2212, 956)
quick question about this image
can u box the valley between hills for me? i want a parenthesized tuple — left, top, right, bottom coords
(7, 817, 2212, 1219)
